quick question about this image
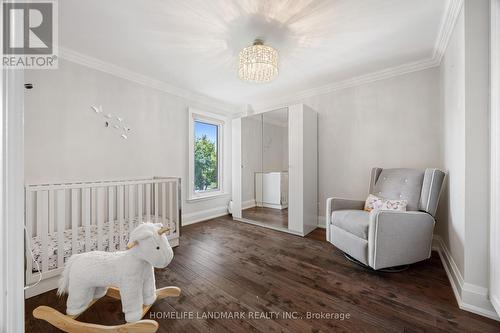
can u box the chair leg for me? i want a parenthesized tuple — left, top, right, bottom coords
(343, 252, 409, 273)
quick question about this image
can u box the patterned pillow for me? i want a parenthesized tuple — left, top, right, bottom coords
(364, 194, 408, 212)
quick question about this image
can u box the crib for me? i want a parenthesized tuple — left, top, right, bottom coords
(24, 177, 181, 298)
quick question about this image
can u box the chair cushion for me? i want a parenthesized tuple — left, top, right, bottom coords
(371, 168, 424, 211)
(331, 210, 370, 240)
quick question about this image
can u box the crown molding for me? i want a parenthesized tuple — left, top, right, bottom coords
(252, 57, 440, 112)
(58, 46, 238, 116)
(252, 0, 464, 112)
(433, 0, 464, 63)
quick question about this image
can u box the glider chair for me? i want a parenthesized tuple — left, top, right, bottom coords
(326, 168, 445, 271)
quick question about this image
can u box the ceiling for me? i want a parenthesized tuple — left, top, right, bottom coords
(59, 0, 450, 108)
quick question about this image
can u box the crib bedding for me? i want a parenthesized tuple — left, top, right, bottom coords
(30, 217, 172, 273)
(31, 216, 176, 273)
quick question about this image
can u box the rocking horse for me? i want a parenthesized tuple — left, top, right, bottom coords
(33, 223, 181, 333)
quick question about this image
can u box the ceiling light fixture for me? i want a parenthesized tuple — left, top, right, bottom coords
(238, 39, 278, 83)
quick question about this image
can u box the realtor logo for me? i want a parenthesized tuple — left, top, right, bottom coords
(2, 0, 58, 68)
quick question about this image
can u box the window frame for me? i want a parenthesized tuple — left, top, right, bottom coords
(188, 108, 226, 201)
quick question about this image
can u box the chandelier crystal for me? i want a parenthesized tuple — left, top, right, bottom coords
(238, 39, 278, 83)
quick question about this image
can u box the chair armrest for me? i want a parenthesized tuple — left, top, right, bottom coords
(325, 197, 365, 242)
(368, 210, 435, 269)
(329, 197, 365, 211)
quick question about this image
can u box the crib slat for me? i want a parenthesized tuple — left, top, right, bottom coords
(26, 190, 33, 279)
(82, 188, 91, 252)
(48, 190, 55, 234)
(108, 186, 115, 251)
(162, 182, 167, 226)
(97, 187, 104, 251)
(169, 182, 174, 231)
(56, 190, 65, 268)
(175, 179, 180, 233)
(154, 183, 159, 222)
(146, 184, 151, 219)
(137, 184, 143, 223)
(118, 186, 125, 250)
(37, 191, 49, 272)
(91, 187, 97, 226)
(71, 189, 78, 256)
(128, 185, 134, 230)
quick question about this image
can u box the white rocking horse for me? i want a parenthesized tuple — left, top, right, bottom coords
(33, 223, 181, 333)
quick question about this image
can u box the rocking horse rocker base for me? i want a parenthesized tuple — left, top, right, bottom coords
(33, 285, 181, 333)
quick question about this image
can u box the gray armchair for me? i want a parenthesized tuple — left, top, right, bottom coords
(326, 168, 445, 270)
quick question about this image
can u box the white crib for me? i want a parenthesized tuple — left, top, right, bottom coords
(24, 177, 181, 298)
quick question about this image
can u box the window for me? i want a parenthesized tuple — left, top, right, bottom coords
(188, 109, 225, 200)
(194, 121, 219, 192)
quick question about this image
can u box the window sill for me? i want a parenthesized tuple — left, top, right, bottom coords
(187, 192, 230, 203)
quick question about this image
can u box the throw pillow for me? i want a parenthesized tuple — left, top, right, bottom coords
(364, 194, 407, 212)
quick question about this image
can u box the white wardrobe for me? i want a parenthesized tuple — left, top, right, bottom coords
(232, 103, 317, 236)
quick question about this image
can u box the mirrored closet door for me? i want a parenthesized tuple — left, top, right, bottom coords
(233, 103, 317, 236)
(241, 108, 289, 230)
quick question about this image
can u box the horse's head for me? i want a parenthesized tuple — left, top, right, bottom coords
(127, 222, 174, 268)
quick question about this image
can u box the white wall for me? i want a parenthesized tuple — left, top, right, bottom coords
(462, 0, 490, 291)
(437, 7, 466, 279)
(437, 0, 496, 319)
(294, 68, 442, 221)
(490, 0, 500, 315)
(24, 59, 233, 221)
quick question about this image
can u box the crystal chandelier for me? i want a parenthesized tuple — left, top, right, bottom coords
(238, 39, 278, 83)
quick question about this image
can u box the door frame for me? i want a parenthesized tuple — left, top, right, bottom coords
(0, 65, 25, 331)
(490, 0, 500, 316)
(0, 2, 25, 329)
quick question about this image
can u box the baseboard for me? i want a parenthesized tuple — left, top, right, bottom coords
(182, 206, 228, 226)
(492, 294, 500, 316)
(318, 215, 326, 229)
(257, 203, 287, 210)
(242, 199, 256, 210)
(25, 275, 59, 299)
(432, 235, 500, 320)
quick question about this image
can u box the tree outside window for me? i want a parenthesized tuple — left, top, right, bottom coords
(194, 121, 219, 192)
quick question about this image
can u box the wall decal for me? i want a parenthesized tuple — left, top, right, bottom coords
(91, 105, 131, 139)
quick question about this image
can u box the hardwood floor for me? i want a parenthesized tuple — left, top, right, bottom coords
(242, 207, 288, 229)
(25, 216, 500, 332)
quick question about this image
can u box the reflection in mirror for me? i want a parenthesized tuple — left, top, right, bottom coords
(241, 113, 262, 220)
(241, 108, 288, 230)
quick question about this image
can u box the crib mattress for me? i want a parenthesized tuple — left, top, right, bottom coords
(30, 218, 170, 273)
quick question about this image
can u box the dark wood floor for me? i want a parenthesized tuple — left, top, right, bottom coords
(25, 216, 500, 332)
(242, 207, 288, 229)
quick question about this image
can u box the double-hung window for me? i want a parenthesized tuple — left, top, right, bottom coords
(188, 108, 225, 200)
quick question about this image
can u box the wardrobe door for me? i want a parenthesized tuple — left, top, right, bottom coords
(241, 114, 263, 217)
(262, 109, 289, 219)
(288, 104, 317, 235)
